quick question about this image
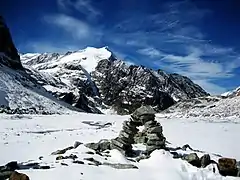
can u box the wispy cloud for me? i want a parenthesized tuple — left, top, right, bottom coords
(43, 13, 102, 42)
(109, 0, 240, 94)
(43, 14, 90, 39)
(57, 0, 101, 19)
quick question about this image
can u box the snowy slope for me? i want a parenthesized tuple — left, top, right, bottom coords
(0, 113, 239, 180)
(161, 95, 240, 118)
(0, 64, 77, 114)
(22, 47, 112, 72)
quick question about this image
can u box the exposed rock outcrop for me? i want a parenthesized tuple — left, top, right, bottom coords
(0, 16, 23, 69)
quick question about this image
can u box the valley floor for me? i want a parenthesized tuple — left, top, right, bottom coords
(0, 113, 239, 180)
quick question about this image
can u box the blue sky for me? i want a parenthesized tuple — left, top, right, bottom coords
(2, 0, 240, 94)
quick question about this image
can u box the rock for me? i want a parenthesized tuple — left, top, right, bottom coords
(38, 166, 50, 170)
(171, 152, 183, 159)
(118, 130, 134, 140)
(111, 139, 127, 149)
(144, 120, 157, 128)
(134, 132, 147, 144)
(56, 154, 78, 160)
(236, 161, 240, 177)
(182, 153, 201, 168)
(146, 139, 165, 146)
(0, 16, 23, 69)
(218, 158, 238, 176)
(131, 106, 156, 119)
(85, 139, 111, 152)
(85, 143, 99, 151)
(73, 160, 84, 164)
(9, 171, 29, 180)
(136, 155, 149, 162)
(85, 151, 95, 155)
(98, 139, 111, 151)
(0, 171, 13, 180)
(147, 133, 162, 141)
(102, 162, 138, 169)
(147, 126, 163, 134)
(3, 161, 19, 171)
(61, 163, 68, 166)
(73, 141, 82, 149)
(83, 158, 102, 166)
(200, 154, 211, 168)
(182, 144, 194, 151)
(51, 146, 74, 155)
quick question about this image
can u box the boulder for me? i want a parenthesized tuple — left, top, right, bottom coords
(0, 171, 13, 180)
(102, 162, 138, 169)
(131, 106, 156, 119)
(147, 126, 163, 134)
(85, 139, 111, 152)
(83, 158, 102, 166)
(73, 160, 84, 165)
(73, 141, 82, 149)
(51, 146, 74, 155)
(200, 154, 211, 168)
(9, 171, 29, 180)
(218, 158, 238, 176)
(182, 153, 201, 168)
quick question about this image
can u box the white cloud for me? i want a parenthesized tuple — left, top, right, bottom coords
(57, 0, 101, 19)
(138, 47, 165, 58)
(43, 14, 90, 40)
(193, 80, 227, 95)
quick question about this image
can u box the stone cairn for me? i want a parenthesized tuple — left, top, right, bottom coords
(111, 106, 166, 156)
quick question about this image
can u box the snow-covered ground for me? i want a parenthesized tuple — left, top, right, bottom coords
(0, 113, 239, 180)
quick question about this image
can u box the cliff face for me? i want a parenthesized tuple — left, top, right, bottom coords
(0, 16, 23, 69)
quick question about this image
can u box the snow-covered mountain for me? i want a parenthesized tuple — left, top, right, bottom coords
(20, 47, 208, 114)
(221, 86, 240, 98)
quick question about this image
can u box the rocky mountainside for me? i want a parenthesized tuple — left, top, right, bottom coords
(161, 92, 240, 118)
(0, 16, 23, 69)
(0, 16, 80, 114)
(92, 59, 208, 114)
(20, 48, 208, 114)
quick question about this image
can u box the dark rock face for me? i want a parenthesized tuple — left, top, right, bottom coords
(92, 60, 208, 114)
(0, 16, 23, 69)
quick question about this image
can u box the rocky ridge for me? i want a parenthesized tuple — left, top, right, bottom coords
(20, 50, 208, 114)
(161, 95, 240, 118)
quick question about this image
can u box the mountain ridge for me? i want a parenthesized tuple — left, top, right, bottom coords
(20, 47, 209, 114)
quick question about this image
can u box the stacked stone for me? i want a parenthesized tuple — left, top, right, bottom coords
(131, 106, 166, 155)
(111, 120, 138, 156)
(111, 106, 166, 156)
